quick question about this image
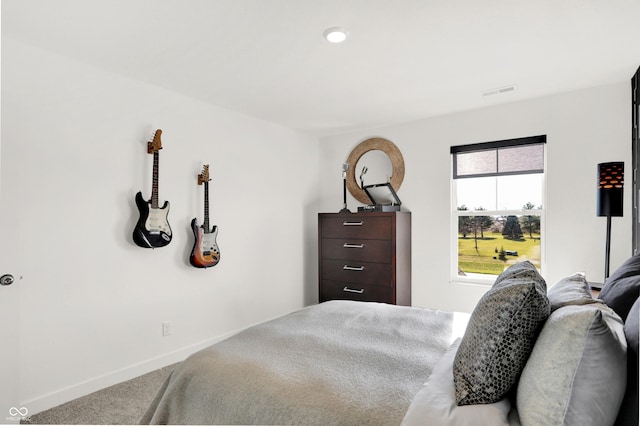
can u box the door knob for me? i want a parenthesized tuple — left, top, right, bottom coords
(1, 274, 15, 286)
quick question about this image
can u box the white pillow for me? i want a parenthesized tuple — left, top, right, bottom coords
(517, 303, 627, 426)
(402, 339, 514, 426)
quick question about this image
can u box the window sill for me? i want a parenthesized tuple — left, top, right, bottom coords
(452, 273, 497, 287)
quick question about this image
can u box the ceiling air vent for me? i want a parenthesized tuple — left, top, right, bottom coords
(482, 85, 516, 97)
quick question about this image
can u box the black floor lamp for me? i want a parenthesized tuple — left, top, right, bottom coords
(597, 162, 624, 281)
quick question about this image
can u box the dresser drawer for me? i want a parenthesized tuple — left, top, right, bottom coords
(320, 280, 393, 303)
(321, 259, 392, 287)
(320, 238, 391, 263)
(320, 216, 392, 239)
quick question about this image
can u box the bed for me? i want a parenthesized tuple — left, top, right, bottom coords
(141, 257, 639, 425)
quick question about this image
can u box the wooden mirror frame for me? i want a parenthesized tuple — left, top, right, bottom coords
(346, 137, 405, 204)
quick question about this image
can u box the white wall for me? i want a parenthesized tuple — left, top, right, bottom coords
(319, 82, 632, 313)
(2, 39, 319, 413)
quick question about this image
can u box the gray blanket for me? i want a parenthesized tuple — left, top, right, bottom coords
(140, 300, 457, 425)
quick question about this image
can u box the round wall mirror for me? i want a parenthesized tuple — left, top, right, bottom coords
(356, 150, 392, 187)
(345, 137, 405, 204)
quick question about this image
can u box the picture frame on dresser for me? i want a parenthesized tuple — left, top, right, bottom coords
(318, 211, 411, 305)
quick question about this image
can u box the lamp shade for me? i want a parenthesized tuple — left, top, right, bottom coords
(597, 162, 624, 217)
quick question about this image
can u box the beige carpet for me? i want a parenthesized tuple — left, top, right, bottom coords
(23, 364, 177, 425)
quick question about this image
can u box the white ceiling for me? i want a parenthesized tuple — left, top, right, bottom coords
(3, 0, 640, 137)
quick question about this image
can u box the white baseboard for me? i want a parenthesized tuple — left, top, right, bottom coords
(23, 332, 235, 416)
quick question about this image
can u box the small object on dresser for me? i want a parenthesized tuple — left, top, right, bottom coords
(358, 204, 400, 212)
(357, 182, 402, 212)
(339, 162, 351, 213)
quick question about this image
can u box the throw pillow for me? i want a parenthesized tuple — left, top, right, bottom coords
(599, 254, 640, 321)
(616, 298, 639, 426)
(453, 261, 549, 405)
(547, 272, 595, 312)
(624, 297, 640, 357)
(401, 339, 513, 426)
(517, 303, 627, 426)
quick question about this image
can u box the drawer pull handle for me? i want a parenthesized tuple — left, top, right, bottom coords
(343, 265, 365, 271)
(343, 243, 364, 248)
(343, 287, 364, 294)
(342, 221, 364, 226)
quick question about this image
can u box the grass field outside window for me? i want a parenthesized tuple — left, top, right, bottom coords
(458, 230, 541, 276)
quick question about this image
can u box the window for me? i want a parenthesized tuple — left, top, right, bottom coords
(451, 136, 545, 283)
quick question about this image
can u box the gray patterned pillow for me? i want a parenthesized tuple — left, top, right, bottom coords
(453, 261, 549, 405)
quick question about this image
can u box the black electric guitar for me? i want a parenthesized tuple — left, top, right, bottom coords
(133, 129, 172, 248)
(190, 165, 220, 268)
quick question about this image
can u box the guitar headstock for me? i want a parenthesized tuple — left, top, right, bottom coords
(147, 129, 163, 154)
(197, 164, 211, 185)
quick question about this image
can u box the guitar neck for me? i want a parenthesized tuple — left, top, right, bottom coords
(151, 151, 160, 208)
(203, 181, 210, 231)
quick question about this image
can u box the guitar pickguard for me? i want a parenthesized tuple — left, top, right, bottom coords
(145, 205, 172, 237)
(199, 228, 219, 256)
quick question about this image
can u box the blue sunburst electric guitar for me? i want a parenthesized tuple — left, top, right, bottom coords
(190, 165, 220, 268)
(133, 129, 172, 248)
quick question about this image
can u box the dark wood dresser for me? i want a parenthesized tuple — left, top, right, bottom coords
(318, 211, 411, 305)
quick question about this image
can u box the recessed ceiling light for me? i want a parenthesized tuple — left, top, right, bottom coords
(323, 27, 349, 43)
